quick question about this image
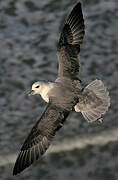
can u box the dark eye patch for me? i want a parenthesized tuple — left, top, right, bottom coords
(35, 85, 39, 88)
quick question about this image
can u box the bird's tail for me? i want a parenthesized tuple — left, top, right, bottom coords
(75, 80, 110, 122)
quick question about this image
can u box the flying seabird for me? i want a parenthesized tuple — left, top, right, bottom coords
(13, 2, 110, 175)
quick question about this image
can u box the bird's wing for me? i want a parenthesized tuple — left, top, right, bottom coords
(57, 2, 85, 80)
(13, 102, 69, 175)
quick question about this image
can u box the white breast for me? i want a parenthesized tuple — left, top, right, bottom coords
(40, 83, 54, 103)
(41, 90, 49, 103)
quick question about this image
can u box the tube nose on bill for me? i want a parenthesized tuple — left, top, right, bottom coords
(28, 90, 35, 96)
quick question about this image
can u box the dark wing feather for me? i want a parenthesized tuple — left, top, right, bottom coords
(57, 2, 85, 80)
(13, 103, 69, 175)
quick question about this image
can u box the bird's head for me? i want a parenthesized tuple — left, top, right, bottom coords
(28, 81, 41, 96)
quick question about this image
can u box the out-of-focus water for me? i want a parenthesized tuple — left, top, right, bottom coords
(0, 0, 118, 179)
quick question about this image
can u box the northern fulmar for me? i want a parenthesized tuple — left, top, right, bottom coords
(13, 2, 110, 175)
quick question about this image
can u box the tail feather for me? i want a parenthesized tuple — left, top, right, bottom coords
(75, 80, 110, 122)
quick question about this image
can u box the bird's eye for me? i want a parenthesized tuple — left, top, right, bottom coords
(35, 86, 39, 88)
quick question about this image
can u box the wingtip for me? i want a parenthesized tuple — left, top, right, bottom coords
(13, 168, 25, 176)
(13, 169, 19, 176)
(13, 150, 30, 175)
(13, 165, 21, 176)
(65, 1, 85, 45)
(73, 2, 82, 12)
(13, 161, 24, 176)
(12, 134, 52, 175)
(13, 159, 29, 175)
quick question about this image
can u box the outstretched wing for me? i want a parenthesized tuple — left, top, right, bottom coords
(57, 2, 85, 80)
(13, 103, 69, 175)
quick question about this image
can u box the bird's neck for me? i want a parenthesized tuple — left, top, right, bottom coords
(40, 82, 54, 103)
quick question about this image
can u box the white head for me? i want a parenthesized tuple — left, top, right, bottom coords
(28, 81, 42, 96)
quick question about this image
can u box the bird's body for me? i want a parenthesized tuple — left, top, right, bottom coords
(31, 77, 82, 110)
(13, 2, 110, 175)
(50, 78, 82, 111)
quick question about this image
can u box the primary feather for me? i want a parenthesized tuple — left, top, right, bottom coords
(57, 2, 85, 80)
(13, 103, 69, 175)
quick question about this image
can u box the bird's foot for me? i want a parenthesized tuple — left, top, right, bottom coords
(97, 117, 103, 123)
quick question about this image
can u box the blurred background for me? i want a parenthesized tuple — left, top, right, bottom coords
(0, 0, 118, 179)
